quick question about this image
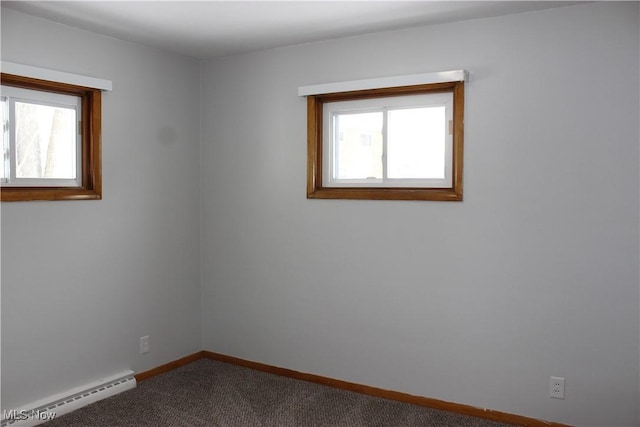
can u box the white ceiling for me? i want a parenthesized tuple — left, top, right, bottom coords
(2, 1, 580, 59)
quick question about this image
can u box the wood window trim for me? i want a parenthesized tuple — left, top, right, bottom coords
(306, 81, 464, 201)
(1, 73, 102, 202)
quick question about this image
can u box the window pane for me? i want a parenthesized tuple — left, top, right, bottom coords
(333, 112, 383, 180)
(15, 101, 77, 179)
(387, 106, 446, 179)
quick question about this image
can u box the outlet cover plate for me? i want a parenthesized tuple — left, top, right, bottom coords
(140, 335, 150, 354)
(550, 376, 565, 399)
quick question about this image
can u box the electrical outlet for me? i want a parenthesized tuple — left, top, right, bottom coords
(549, 376, 565, 399)
(140, 336, 150, 354)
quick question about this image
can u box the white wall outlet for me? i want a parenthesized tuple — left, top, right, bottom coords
(550, 376, 565, 399)
(140, 335, 150, 354)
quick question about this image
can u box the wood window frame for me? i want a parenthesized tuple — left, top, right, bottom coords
(306, 81, 464, 201)
(1, 73, 102, 202)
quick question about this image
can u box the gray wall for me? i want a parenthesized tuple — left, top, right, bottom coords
(1, 9, 202, 409)
(200, 3, 639, 426)
(1, 2, 639, 426)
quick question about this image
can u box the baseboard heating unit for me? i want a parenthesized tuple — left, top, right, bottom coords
(1, 371, 136, 427)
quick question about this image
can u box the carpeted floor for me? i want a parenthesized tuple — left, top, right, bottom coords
(44, 359, 515, 426)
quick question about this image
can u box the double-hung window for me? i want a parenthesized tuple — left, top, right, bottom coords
(1, 65, 107, 202)
(302, 71, 466, 201)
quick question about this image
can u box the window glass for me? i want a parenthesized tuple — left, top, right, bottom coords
(323, 92, 453, 189)
(332, 112, 383, 180)
(387, 106, 446, 179)
(14, 100, 78, 180)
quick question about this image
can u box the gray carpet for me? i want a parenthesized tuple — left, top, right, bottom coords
(44, 359, 515, 427)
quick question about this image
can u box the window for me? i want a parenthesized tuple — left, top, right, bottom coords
(1, 73, 102, 201)
(304, 75, 465, 201)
